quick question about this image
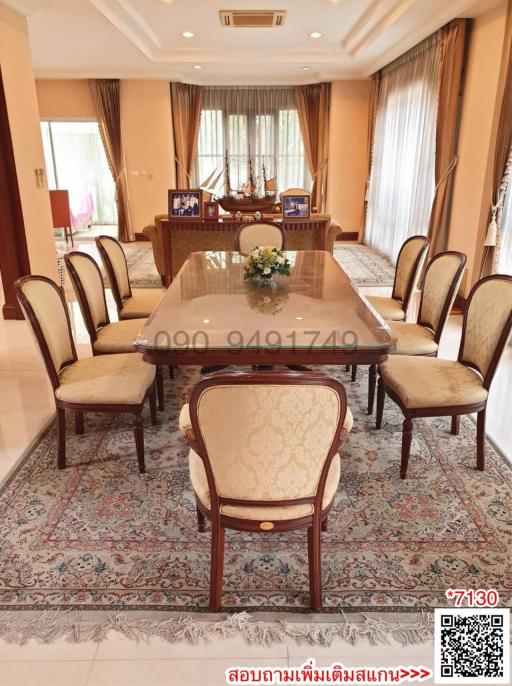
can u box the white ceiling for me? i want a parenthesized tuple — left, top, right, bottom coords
(4, 0, 503, 83)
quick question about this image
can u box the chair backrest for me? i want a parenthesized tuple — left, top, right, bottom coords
(392, 235, 429, 313)
(417, 251, 466, 341)
(236, 222, 285, 255)
(459, 274, 512, 387)
(15, 276, 76, 389)
(188, 372, 347, 514)
(64, 252, 110, 343)
(95, 235, 132, 313)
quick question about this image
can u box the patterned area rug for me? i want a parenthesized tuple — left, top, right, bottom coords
(1, 365, 511, 615)
(334, 244, 395, 287)
(124, 245, 161, 288)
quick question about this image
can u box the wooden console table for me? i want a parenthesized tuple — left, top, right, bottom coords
(161, 216, 335, 285)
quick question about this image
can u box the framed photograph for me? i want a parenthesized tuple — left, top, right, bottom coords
(168, 189, 203, 219)
(204, 200, 219, 220)
(282, 194, 311, 219)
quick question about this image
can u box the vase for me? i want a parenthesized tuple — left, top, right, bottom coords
(253, 273, 276, 288)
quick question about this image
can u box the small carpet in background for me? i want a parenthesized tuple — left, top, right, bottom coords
(334, 244, 395, 287)
(124, 244, 162, 288)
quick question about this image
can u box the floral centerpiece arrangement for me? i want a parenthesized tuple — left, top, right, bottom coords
(243, 246, 291, 287)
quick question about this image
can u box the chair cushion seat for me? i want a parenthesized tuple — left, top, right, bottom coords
(189, 449, 341, 521)
(389, 322, 439, 356)
(380, 356, 488, 410)
(120, 291, 163, 319)
(93, 319, 147, 354)
(179, 402, 354, 434)
(55, 353, 155, 405)
(366, 295, 405, 321)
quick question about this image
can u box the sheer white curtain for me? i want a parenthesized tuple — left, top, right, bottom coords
(195, 87, 310, 195)
(497, 172, 512, 274)
(365, 36, 439, 263)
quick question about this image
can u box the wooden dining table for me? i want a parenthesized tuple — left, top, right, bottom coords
(135, 250, 395, 368)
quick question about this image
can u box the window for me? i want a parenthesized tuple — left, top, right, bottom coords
(498, 169, 512, 275)
(366, 38, 438, 263)
(41, 121, 117, 230)
(195, 87, 310, 195)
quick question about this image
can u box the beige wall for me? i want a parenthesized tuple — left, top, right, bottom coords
(36, 79, 95, 120)
(448, 0, 508, 296)
(121, 80, 175, 233)
(36, 78, 176, 234)
(326, 80, 371, 238)
(0, 5, 57, 280)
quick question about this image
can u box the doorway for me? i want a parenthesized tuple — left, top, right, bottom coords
(40, 120, 117, 245)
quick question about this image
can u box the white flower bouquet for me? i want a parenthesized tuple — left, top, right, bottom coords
(243, 246, 291, 285)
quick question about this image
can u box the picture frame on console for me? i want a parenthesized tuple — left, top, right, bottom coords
(204, 200, 219, 220)
(282, 194, 311, 219)
(168, 189, 203, 219)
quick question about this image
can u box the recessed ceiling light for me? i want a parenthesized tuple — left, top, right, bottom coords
(182, 31, 194, 38)
(301, 66, 312, 71)
(309, 31, 322, 39)
(193, 64, 202, 70)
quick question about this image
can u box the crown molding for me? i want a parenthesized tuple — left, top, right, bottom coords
(362, 0, 483, 75)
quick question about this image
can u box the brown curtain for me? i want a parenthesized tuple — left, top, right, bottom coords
(294, 82, 331, 212)
(481, 0, 512, 276)
(361, 73, 381, 241)
(427, 19, 468, 257)
(89, 79, 133, 242)
(170, 82, 202, 188)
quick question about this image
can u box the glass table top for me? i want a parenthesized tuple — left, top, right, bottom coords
(136, 251, 394, 352)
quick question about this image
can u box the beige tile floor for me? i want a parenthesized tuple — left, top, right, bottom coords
(0, 262, 509, 685)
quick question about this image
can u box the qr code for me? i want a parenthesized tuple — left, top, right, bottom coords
(435, 609, 510, 684)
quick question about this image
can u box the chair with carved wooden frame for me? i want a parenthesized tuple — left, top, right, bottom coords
(366, 251, 466, 414)
(64, 251, 165, 409)
(236, 222, 285, 255)
(95, 235, 163, 320)
(15, 276, 157, 473)
(180, 370, 352, 611)
(376, 274, 512, 479)
(349, 235, 429, 382)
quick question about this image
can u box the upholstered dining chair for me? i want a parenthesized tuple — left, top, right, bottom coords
(15, 276, 157, 473)
(366, 251, 467, 414)
(64, 251, 164, 410)
(179, 370, 353, 611)
(349, 234, 429, 382)
(376, 274, 512, 479)
(95, 235, 163, 320)
(236, 222, 285, 255)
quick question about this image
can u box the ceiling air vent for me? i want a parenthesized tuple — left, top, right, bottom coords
(219, 10, 286, 28)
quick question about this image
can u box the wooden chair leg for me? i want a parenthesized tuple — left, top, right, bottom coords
(209, 521, 225, 611)
(307, 523, 322, 611)
(367, 364, 377, 415)
(168, 365, 174, 379)
(133, 413, 145, 474)
(321, 517, 328, 533)
(197, 504, 206, 532)
(345, 365, 350, 372)
(451, 415, 460, 436)
(156, 366, 164, 411)
(69, 227, 74, 248)
(400, 417, 413, 479)
(75, 411, 84, 435)
(376, 376, 385, 429)
(149, 384, 157, 425)
(477, 408, 486, 471)
(57, 407, 66, 470)
(351, 365, 357, 382)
